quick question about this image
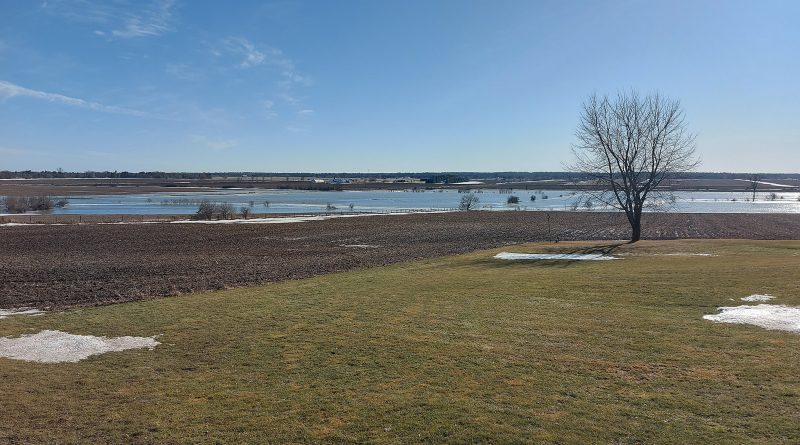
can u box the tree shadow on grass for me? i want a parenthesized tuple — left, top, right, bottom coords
(468, 243, 627, 269)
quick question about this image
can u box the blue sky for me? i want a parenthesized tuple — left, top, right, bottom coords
(0, 0, 798, 172)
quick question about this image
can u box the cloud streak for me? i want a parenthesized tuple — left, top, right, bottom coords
(192, 135, 238, 151)
(213, 37, 314, 130)
(218, 37, 310, 87)
(111, 0, 176, 38)
(222, 37, 267, 68)
(0, 80, 154, 118)
(43, 0, 177, 38)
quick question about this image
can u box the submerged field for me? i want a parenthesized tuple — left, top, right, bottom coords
(1, 240, 799, 443)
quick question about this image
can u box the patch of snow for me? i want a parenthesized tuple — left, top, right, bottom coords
(0, 223, 66, 227)
(97, 221, 161, 225)
(704, 305, 800, 334)
(741, 294, 774, 302)
(451, 181, 485, 185)
(0, 330, 160, 363)
(170, 211, 450, 225)
(494, 252, 619, 261)
(0, 308, 45, 319)
(0, 211, 453, 227)
(732, 178, 796, 188)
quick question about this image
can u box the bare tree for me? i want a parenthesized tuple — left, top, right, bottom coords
(568, 91, 698, 242)
(195, 200, 216, 220)
(217, 202, 235, 219)
(747, 174, 761, 202)
(459, 193, 479, 211)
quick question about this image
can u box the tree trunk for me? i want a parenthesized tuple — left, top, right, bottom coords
(628, 211, 642, 242)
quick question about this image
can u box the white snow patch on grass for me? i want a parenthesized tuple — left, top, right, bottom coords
(0, 330, 160, 363)
(741, 294, 774, 302)
(704, 305, 800, 334)
(494, 252, 620, 261)
(0, 308, 45, 319)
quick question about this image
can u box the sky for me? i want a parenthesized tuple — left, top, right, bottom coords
(0, 0, 798, 173)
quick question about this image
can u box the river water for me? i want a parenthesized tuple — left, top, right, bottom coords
(11, 188, 799, 215)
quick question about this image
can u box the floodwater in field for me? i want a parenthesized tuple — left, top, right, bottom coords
(4, 188, 800, 215)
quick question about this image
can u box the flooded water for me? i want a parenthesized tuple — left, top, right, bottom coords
(5, 188, 800, 215)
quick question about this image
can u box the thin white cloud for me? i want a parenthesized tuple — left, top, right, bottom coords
(218, 38, 309, 86)
(0, 79, 153, 118)
(213, 37, 314, 126)
(221, 37, 269, 69)
(262, 100, 277, 119)
(192, 135, 238, 151)
(278, 92, 296, 106)
(112, 0, 176, 38)
(43, 0, 177, 38)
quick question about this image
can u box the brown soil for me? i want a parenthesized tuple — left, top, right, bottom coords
(2, 211, 799, 310)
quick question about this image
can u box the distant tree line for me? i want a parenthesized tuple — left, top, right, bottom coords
(0, 170, 216, 180)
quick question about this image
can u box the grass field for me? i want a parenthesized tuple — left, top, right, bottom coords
(2, 240, 799, 443)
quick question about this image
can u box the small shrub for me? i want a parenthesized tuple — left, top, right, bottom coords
(217, 203, 235, 219)
(1, 195, 55, 213)
(29, 196, 54, 211)
(3, 196, 25, 213)
(195, 200, 216, 220)
(239, 206, 251, 219)
(348, 203, 355, 211)
(326, 203, 337, 211)
(530, 195, 536, 202)
(507, 196, 520, 204)
(55, 199, 69, 208)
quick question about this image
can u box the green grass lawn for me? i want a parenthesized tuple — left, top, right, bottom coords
(2, 240, 799, 444)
